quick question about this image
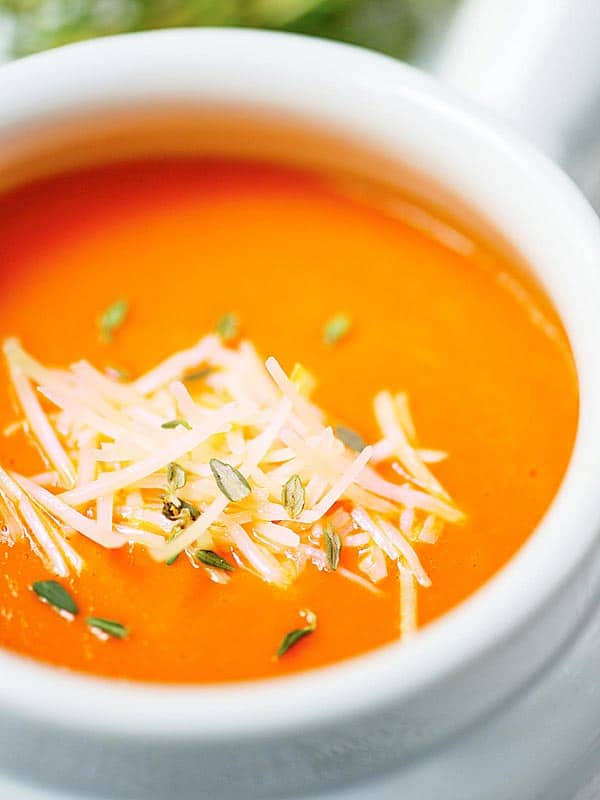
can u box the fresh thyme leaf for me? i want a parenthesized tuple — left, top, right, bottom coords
(216, 312, 239, 342)
(277, 628, 312, 657)
(32, 580, 78, 615)
(323, 313, 351, 346)
(86, 617, 129, 639)
(161, 495, 182, 520)
(166, 552, 180, 566)
(335, 425, 366, 452)
(179, 500, 200, 521)
(106, 365, 130, 381)
(196, 549, 235, 572)
(276, 610, 317, 657)
(282, 474, 305, 519)
(209, 459, 251, 502)
(183, 367, 214, 382)
(161, 495, 199, 525)
(97, 299, 129, 344)
(324, 523, 342, 570)
(167, 462, 187, 491)
(161, 418, 192, 430)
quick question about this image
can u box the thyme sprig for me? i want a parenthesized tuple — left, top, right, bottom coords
(97, 299, 129, 344)
(32, 580, 78, 615)
(324, 523, 342, 570)
(210, 459, 251, 502)
(87, 617, 129, 639)
(324, 313, 351, 346)
(196, 549, 235, 572)
(277, 610, 317, 657)
(282, 474, 305, 519)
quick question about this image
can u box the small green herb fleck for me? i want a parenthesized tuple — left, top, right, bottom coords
(161, 495, 182, 520)
(167, 462, 187, 491)
(323, 313, 351, 346)
(324, 523, 342, 571)
(335, 425, 366, 452)
(32, 580, 78, 615)
(209, 459, 251, 502)
(161, 418, 192, 431)
(98, 299, 129, 344)
(166, 553, 180, 566)
(179, 500, 200, 521)
(106, 365, 130, 381)
(87, 617, 129, 639)
(282, 474, 305, 519)
(161, 496, 199, 525)
(184, 367, 214, 382)
(196, 549, 235, 572)
(276, 610, 317, 658)
(216, 312, 239, 342)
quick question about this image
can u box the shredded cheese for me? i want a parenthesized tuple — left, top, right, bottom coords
(0, 335, 465, 640)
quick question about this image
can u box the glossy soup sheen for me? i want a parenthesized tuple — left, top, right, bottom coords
(0, 159, 577, 682)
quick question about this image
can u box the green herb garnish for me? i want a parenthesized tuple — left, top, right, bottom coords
(161, 496, 199, 524)
(166, 553, 180, 566)
(276, 610, 317, 658)
(97, 299, 129, 344)
(209, 458, 251, 502)
(183, 367, 214, 382)
(162, 463, 196, 527)
(324, 523, 342, 570)
(335, 425, 366, 452)
(161, 496, 182, 520)
(323, 313, 351, 346)
(179, 500, 200, 521)
(216, 312, 239, 342)
(87, 617, 129, 639)
(196, 549, 235, 572)
(282, 474, 305, 519)
(161, 419, 192, 431)
(167, 462, 187, 491)
(32, 580, 78, 615)
(106, 365, 130, 381)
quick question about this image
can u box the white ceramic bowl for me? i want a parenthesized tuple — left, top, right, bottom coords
(2, 28, 600, 800)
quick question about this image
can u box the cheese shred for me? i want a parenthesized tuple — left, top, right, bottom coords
(0, 335, 465, 640)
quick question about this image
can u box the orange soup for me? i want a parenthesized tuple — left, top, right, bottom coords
(0, 158, 577, 682)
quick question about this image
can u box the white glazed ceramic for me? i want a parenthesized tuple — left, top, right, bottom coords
(2, 25, 600, 800)
(434, 0, 600, 160)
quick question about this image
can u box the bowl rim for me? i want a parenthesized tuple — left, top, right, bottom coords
(2, 27, 600, 740)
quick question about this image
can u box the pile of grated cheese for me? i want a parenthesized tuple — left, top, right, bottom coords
(0, 335, 464, 637)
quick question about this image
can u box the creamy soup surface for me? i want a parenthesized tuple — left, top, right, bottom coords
(0, 158, 577, 682)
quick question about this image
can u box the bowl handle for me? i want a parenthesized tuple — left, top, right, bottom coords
(432, 0, 600, 162)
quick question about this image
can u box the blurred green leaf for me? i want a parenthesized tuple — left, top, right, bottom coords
(0, 0, 457, 60)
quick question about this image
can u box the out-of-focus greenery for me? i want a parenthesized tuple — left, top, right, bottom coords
(0, 0, 457, 59)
